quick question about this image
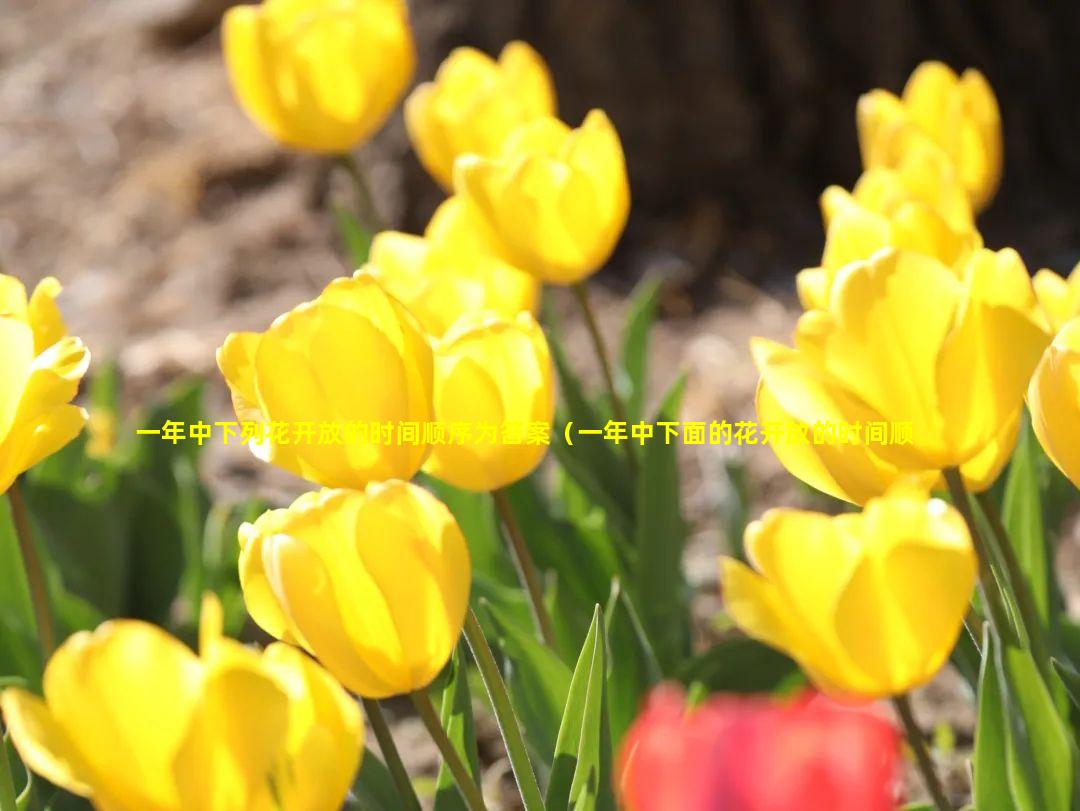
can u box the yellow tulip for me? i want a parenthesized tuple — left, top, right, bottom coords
(367, 196, 540, 337)
(238, 482, 471, 698)
(0, 275, 89, 493)
(721, 480, 977, 698)
(455, 110, 630, 285)
(1033, 262, 1080, 333)
(222, 0, 415, 153)
(406, 41, 556, 190)
(423, 312, 554, 491)
(797, 147, 981, 310)
(1028, 317, 1080, 488)
(0, 595, 362, 811)
(755, 247, 1048, 504)
(217, 272, 433, 489)
(858, 61, 1002, 212)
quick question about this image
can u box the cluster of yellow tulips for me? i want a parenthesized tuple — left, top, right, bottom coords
(3, 1, 1080, 809)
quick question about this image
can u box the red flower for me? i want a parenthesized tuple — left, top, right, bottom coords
(616, 686, 900, 811)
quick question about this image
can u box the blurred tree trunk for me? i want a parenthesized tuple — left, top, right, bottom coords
(407, 0, 1080, 284)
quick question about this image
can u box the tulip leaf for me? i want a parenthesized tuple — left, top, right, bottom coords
(434, 647, 482, 811)
(0, 498, 41, 685)
(981, 627, 1076, 811)
(1001, 414, 1051, 625)
(620, 278, 662, 422)
(545, 606, 613, 811)
(633, 374, 691, 675)
(348, 750, 408, 811)
(334, 206, 373, 266)
(1051, 658, 1080, 712)
(678, 636, 802, 695)
(603, 580, 662, 745)
(483, 601, 573, 772)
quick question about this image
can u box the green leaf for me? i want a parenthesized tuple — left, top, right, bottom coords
(483, 601, 573, 772)
(1052, 659, 1080, 712)
(0, 496, 40, 685)
(334, 206, 373, 266)
(678, 636, 802, 695)
(633, 374, 691, 674)
(545, 606, 613, 811)
(434, 647, 482, 811)
(603, 580, 662, 745)
(974, 629, 1015, 811)
(1001, 414, 1051, 625)
(347, 751, 407, 811)
(620, 279, 662, 422)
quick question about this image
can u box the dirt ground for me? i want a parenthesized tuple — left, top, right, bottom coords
(3, 1, 1077, 807)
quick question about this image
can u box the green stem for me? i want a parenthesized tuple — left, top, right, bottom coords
(8, 482, 55, 658)
(974, 491, 1054, 683)
(361, 698, 422, 811)
(570, 282, 638, 474)
(409, 690, 487, 811)
(0, 725, 19, 811)
(492, 490, 557, 649)
(892, 695, 952, 811)
(462, 610, 545, 811)
(337, 153, 383, 234)
(942, 468, 1016, 645)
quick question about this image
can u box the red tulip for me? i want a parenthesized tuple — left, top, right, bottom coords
(616, 686, 900, 811)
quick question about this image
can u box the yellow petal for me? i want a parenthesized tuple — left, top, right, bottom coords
(1028, 318, 1080, 487)
(0, 688, 94, 799)
(27, 277, 67, 354)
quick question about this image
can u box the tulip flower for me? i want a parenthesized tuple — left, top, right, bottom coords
(1028, 317, 1080, 488)
(455, 110, 630, 285)
(720, 480, 977, 698)
(423, 311, 554, 492)
(1033, 262, 1080, 333)
(367, 196, 540, 338)
(797, 146, 981, 310)
(0, 594, 362, 811)
(217, 272, 433, 489)
(0, 275, 89, 493)
(754, 247, 1048, 504)
(238, 482, 471, 698)
(617, 685, 899, 811)
(406, 41, 556, 190)
(858, 61, 1002, 212)
(222, 0, 415, 153)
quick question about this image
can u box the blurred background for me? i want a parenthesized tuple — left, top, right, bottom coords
(2, 0, 1079, 801)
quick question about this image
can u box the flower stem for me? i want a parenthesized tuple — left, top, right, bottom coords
(409, 689, 487, 811)
(492, 490, 557, 649)
(570, 282, 637, 473)
(337, 153, 382, 234)
(8, 482, 55, 658)
(462, 609, 545, 811)
(974, 491, 1054, 684)
(942, 468, 1016, 645)
(361, 698, 422, 811)
(892, 694, 952, 811)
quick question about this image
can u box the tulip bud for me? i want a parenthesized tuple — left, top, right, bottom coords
(406, 42, 556, 190)
(367, 196, 540, 338)
(1033, 263, 1080, 333)
(797, 146, 981, 310)
(755, 247, 1048, 503)
(423, 312, 554, 491)
(0, 595, 362, 811)
(617, 686, 899, 811)
(858, 61, 1002, 212)
(239, 482, 471, 698)
(1028, 318, 1080, 488)
(222, 0, 415, 153)
(0, 275, 89, 493)
(455, 110, 630, 285)
(721, 480, 977, 698)
(217, 272, 434, 489)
